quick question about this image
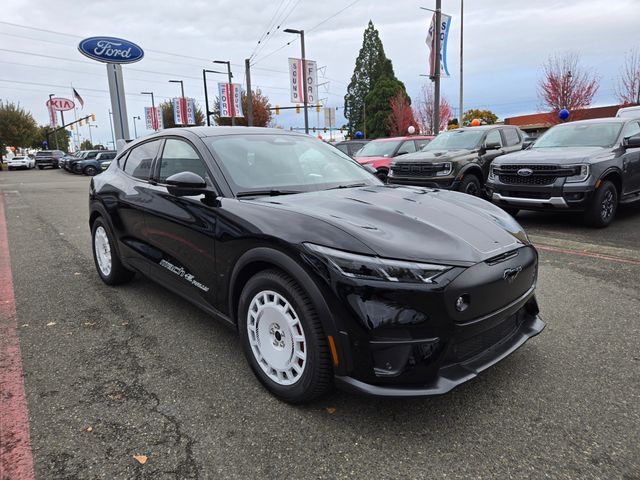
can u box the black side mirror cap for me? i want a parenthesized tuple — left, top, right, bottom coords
(623, 134, 640, 149)
(165, 171, 207, 196)
(485, 142, 501, 150)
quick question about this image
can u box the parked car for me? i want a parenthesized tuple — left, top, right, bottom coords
(89, 126, 544, 403)
(353, 135, 434, 181)
(6, 155, 36, 170)
(35, 150, 65, 169)
(67, 150, 101, 172)
(487, 118, 640, 227)
(387, 126, 524, 196)
(334, 139, 370, 157)
(59, 151, 84, 170)
(616, 105, 640, 118)
(74, 151, 117, 175)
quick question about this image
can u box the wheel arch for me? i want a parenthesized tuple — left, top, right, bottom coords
(458, 164, 484, 184)
(598, 168, 623, 196)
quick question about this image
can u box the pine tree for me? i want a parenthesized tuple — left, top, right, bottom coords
(364, 76, 408, 138)
(344, 21, 397, 137)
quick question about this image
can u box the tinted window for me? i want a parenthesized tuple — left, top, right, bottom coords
(98, 152, 116, 160)
(503, 128, 521, 147)
(485, 129, 503, 147)
(416, 138, 431, 150)
(123, 141, 160, 180)
(357, 140, 402, 157)
(335, 144, 350, 155)
(533, 122, 623, 148)
(622, 121, 640, 139)
(158, 139, 209, 183)
(425, 130, 484, 150)
(85, 151, 99, 159)
(398, 140, 417, 155)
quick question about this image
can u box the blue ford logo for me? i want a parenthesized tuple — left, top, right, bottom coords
(78, 36, 144, 64)
(517, 168, 533, 177)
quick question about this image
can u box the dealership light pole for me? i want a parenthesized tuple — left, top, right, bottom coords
(49, 93, 60, 150)
(284, 28, 309, 134)
(132, 116, 140, 138)
(169, 80, 186, 127)
(141, 91, 157, 130)
(459, 0, 464, 124)
(108, 110, 116, 148)
(213, 60, 235, 126)
(202, 69, 226, 126)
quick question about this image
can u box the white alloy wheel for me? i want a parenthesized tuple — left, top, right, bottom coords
(247, 290, 307, 386)
(94, 226, 112, 277)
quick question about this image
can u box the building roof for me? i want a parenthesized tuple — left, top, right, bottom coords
(504, 104, 627, 129)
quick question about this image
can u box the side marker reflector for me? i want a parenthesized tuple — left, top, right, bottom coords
(327, 336, 339, 366)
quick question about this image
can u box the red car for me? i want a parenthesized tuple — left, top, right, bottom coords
(353, 136, 434, 181)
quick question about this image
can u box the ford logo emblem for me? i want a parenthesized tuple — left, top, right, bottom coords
(78, 36, 144, 64)
(517, 168, 533, 177)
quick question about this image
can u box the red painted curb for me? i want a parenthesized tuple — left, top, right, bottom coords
(0, 191, 35, 480)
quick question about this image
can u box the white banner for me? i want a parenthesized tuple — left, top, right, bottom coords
(144, 107, 163, 130)
(218, 83, 243, 118)
(172, 98, 196, 125)
(426, 13, 451, 78)
(47, 103, 58, 128)
(288, 58, 318, 104)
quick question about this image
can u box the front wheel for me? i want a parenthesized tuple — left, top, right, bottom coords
(37, 166, 44, 170)
(91, 218, 134, 285)
(459, 174, 482, 197)
(238, 270, 333, 403)
(84, 166, 98, 176)
(584, 180, 617, 228)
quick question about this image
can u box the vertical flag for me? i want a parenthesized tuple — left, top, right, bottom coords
(47, 102, 57, 128)
(288, 58, 318, 104)
(218, 84, 243, 117)
(426, 13, 452, 78)
(72, 88, 85, 109)
(145, 107, 163, 130)
(172, 99, 196, 125)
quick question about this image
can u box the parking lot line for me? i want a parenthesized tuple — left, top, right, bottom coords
(535, 242, 640, 266)
(0, 192, 35, 480)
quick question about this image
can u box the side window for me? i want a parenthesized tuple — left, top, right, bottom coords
(335, 144, 349, 155)
(123, 141, 160, 180)
(503, 128, 521, 147)
(622, 121, 640, 139)
(398, 140, 417, 155)
(158, 139, 209, 183)
(415, 138, 431, 150)
(485, 129, 503, 147)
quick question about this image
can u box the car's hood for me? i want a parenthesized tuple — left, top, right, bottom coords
(354, 155, 389, 164)
(495, 146, 611, 165)
(394, 149, 475, 163)
(250, 186, 526, 265)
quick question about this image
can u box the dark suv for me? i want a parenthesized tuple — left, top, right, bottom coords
(387, 126, 524, 196)
(487, 118, 640, 227)
(35, 150, 65, 169)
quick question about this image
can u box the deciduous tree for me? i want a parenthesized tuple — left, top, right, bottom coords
(31, 125, 70, 152)
(616, 49, 640, 105)
(538, 53, 599, 114)
(213, 90, 272, 127)
(387, 92, 416, 137)
(413, 84, 453, 134)
(462, 108, 497, 126)
(0, 100, 38, 148)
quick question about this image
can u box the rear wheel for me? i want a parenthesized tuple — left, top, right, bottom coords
(584, 180, 617, 228)
(91, 217, 134, 285)
(84, 165, 98, 176)
(459, 174, 482, 197)
(238, 270, 332, 403)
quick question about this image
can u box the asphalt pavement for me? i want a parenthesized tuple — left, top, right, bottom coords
(1, 168, 639, 479)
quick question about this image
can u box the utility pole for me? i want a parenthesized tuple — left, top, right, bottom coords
(284, 29, 309, 134)
(214, 60, 235, 126)
(459, 0, 464, 124)
(202, 70, 212, 126)
(108, 110, 115, 148)
(434, 0, 442, 135)
(245, 58, 254, 127)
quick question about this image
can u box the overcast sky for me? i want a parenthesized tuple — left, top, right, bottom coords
(1, 0, 638, 147)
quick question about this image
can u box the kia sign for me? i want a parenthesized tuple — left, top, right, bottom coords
(46, 97, 75, 112)
(78, 36, 144, 64)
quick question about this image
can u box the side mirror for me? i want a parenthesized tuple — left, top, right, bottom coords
(395, 151, 409, 156)
(522, 140, 535, 149)
(623, 134, 640, 149)
(165, 171, 207, 196)
(484, 142, 501, 150)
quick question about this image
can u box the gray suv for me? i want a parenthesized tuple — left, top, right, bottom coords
(486, 118, 640, 227)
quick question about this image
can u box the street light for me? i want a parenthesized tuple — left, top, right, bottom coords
(87, 124, 98, 146)
(169, 80, 186, 127)
(132, 116, 141, 138)
(203, 69, 226, 126)
(140, 91, 157, 130)
(108, 110, 116, 147)
(213, 60, 235, 126)
(283, 28, 309, 134)
(48, 93, 60, 150)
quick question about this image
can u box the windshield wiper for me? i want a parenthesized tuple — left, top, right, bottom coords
(236, 189, 302, 198)
(327, 182, 368, 190)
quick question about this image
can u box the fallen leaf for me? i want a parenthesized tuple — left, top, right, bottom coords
(86, 426, 93, 432)
(326, 407, 336, 414)
(109, 392, 123, 401)
(133, 455, 148, 465)
(21, 324, 29, 327)
(74, 272, 82, 276)
(46, 322, 57, 327)
(83, 322, 96, 326)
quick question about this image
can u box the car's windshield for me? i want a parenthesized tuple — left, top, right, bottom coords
(424, 130, 485, 150)
(533, 122, 623, 148)
(205, 134, 380, 195)
(355, 140, 401, 157)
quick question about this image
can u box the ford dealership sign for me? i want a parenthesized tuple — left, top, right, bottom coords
(78, 36, 144, 64)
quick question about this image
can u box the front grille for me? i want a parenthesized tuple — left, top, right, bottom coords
(448, 314, 522, 362)
(496, 164, 577, 186)
(392, 162, 447, 177)
(499, 174, 557, 185)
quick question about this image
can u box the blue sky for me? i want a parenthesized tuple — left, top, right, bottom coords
(1, 0, 638, 146)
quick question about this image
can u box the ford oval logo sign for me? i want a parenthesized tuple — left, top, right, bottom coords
(517, 168, 534, 177)
(78, 36, 144, 64)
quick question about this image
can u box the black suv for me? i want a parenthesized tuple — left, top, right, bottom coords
(487, 118, 640, 227)
(387, 126, 524, 196)
(89, 127, 544, 403)
(35, 150, 65, 169)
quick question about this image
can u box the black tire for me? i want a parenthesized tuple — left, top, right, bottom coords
(238, 269, 333, 404)
(91, 217, 134, 285)
(37, 166, 44, 170)
(584, 180, 617, 228)
(84, 166, 98, 176)
(375, 168, 388, 183)
(459, 174, 482, 197)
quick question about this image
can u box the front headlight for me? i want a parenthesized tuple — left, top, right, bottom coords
(566, 164, 589, 183)
(304, 243, 451, 283)
(435, 162, 452, 177)
(488, 164, 496, 181)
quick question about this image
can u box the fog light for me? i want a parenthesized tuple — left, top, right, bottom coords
(455, 294, 470, 312)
